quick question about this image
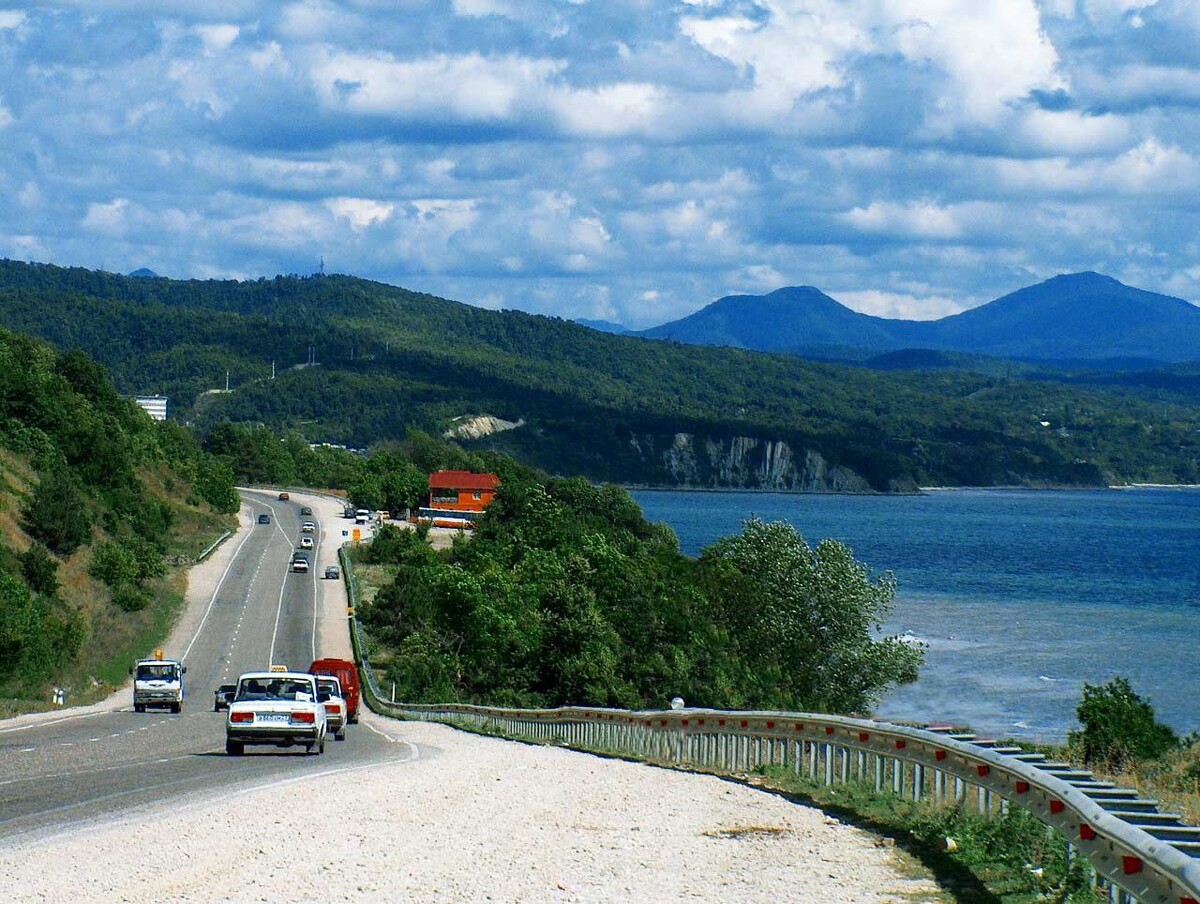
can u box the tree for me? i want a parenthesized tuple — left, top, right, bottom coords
(699, 518, 922, 714)
(1070, 676, 1179, 769)
(24, 467, 91, 555)
(19, 543, 58, 597)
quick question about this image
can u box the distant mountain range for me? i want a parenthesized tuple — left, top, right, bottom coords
(573, 318, 630, 335)
(633, 273, 1200, 364)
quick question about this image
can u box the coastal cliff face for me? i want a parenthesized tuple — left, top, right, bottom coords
(632, 433, 872, 492)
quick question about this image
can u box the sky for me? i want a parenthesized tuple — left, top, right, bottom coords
(2, 1, 1199, 328)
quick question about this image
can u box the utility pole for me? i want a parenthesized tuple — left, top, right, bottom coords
(225, 370, 230, 392)
(271, 360, 276, 380)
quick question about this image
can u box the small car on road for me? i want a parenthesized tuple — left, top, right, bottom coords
(278, 492, 289, 500)
(213, 683, 236, 711)
(225, 671, 327, 755)
(300, 506, 313, 516)
(257, 514, 270, 524)
(324, 565, 341, 580)
(315, 676, 347, 741)
(299, 536, 314, 549)
(290, 556, 309, 573)
(301, 521, 316, 533)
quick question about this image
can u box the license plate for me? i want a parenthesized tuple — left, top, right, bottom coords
(259, 713, 290, 723)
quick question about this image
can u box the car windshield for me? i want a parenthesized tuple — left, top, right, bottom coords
(237, 677, 314, 701)
(317, 678, 340, 697)
(136, 664, 177, 681)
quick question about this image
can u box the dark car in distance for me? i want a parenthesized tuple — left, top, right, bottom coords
(300, 506, 313, 516)
(257, 514, 270, 524)
(278, 492, 289, 500)
(213, 683, 236, 711)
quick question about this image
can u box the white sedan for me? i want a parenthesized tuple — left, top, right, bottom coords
(299, 536, 314, 549)
(225, 671, 327, 755)
(315, 675, 347, 741)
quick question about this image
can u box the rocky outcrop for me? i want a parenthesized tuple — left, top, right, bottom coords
(445, 414, 525, 440)
(639, 433, 871, 492)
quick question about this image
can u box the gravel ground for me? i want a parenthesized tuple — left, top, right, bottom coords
(0, 490, 934, 902)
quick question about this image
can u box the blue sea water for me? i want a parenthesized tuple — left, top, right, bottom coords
(631, 487, 1200, 742)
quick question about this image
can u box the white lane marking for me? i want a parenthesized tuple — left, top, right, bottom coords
(361, 719, 404, 743)
(0, 710, 116, 736)
(0, 752, 199, 789)
(268, 549, 290, 669)
(180, 505, 258, 662)
(20, 747, 34, 753)
(239, 742, 421, 797)
(310, 516, 320, 661)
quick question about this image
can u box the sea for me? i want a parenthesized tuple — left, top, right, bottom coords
(630, 487, 1200, 742)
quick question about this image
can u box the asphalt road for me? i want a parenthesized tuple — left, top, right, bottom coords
(0, 491, 412, 845)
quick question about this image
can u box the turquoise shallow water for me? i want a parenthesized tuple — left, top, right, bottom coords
(631, 487, 1200, 741)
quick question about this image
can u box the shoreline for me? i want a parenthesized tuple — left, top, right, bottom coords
(625, 482, 1200, 496)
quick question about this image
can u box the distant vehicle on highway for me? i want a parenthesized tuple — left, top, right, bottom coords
(324, 565, 340, 580)
(225, 671, 327, 756)
(301, 521, 316, 533)
(354, 508, 371, 524)
(131, 652, 186, 714)
(290, 556, 309, 573)
(300, 506, 313, 516)
(299, 536, 314, 549)
(315, 676, 347, 741)
(213, 683, 236, 711)
(278, 492, 289, 501)
(257, 514, 270, 524)
(343, 506, 355, 519)
(309, 658, 360, 723)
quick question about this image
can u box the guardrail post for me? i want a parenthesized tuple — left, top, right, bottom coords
(913, 763, 924, 801)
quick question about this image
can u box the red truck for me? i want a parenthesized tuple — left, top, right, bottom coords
(309, 658, 360, 723)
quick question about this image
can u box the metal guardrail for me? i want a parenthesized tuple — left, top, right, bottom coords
(196, 530, 232, 563)
(339, 542, 1200, 904)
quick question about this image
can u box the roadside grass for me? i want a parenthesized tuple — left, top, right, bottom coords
(747, 768, 1097, 904)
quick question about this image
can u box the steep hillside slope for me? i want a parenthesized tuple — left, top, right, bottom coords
(0, 327, 236, 711)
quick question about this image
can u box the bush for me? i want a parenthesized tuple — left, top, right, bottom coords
(24, 466, 91, 555)
(111, 584, 151, 613)
(19, 543, 59, 596)
(1070, 676, 1179, 770)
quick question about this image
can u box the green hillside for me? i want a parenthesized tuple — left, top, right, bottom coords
(0, 327, 237, 712)
(1, 259, 1199, 489)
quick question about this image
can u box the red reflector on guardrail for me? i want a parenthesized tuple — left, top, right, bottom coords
(766, 721, 774, 729)
(977, 765, 990, 777)
(794, 723, 804, 731)
(681, 719, 689, 727)
(1122, 856, 1142, 875)
(895, 740, 906, 749)
(1079, 824, 1096, 840)
(859, 732, 869, 742)
(1050, 800, 1064, 814)
(935, 750, 946, 761)
(825, 726, 835, 735)
(740, 720, 748, 729)
(1015, 781, 1029, 793)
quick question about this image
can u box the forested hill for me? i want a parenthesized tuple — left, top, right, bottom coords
(0, 326, 237, 708)
(2, 259, 1200, 490)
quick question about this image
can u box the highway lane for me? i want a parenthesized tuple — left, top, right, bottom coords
(0, 491, 411, 844)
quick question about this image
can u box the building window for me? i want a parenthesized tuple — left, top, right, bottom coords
(472, 491, 482, 500)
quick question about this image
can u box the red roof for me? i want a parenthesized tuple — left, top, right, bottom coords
(428, 470, 500, 490)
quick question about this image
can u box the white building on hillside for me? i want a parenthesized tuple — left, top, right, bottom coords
(135, 395, 168, 421)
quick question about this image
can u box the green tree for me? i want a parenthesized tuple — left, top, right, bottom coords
(699, 518, 922, 713)
(24, 466, 91, 555)
(1070, 676, 1179, 769)
(18, 543, 58, 597)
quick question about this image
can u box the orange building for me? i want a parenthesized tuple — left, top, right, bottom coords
(416, 471, 500, 527)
